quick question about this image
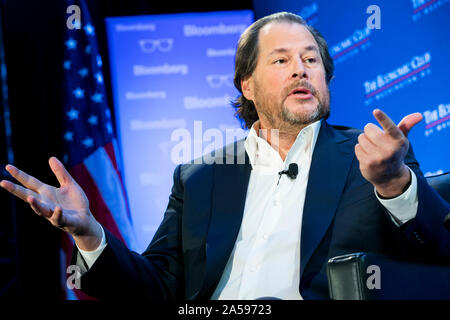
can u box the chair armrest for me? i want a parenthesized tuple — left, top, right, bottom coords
(327, 252, 450, 300)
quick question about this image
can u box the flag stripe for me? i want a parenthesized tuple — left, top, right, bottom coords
(104, 140, 119, 172)
(105, 140, 133, 221)
(70, 161, 127, 245)
(83, 146, 136, 248)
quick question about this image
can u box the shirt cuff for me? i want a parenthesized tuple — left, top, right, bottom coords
(76, 222, 108, 270)
(374, 167, 418, 226)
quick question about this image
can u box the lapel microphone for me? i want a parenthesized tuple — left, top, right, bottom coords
(278, 163, 299, 180)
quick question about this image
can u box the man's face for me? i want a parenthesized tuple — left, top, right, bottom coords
(242, 22, 330, 131)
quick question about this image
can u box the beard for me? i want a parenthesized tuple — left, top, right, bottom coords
(254, 79, 330, 131)
(281, 90, 330, 125)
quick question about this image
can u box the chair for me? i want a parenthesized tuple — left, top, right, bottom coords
(327, 172, 450, 300)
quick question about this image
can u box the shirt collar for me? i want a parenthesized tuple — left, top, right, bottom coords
(245, 119, 322, 169)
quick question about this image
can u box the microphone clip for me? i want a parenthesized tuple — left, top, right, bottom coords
(278, 163, 298, 180)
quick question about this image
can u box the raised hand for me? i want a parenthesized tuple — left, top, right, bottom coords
(355, 109, 423, 198)
(0, 157, 102, 250)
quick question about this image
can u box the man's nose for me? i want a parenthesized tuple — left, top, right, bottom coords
(291, 58, 308, 79)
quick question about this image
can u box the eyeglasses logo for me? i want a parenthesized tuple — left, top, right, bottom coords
(206, 74, 234, 88)
(139, 38, 174, 53)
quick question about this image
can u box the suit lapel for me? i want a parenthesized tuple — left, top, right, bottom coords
(199, 140, 252, 298)
(196, 123, 355, 296)
(300, 121, 355, 279)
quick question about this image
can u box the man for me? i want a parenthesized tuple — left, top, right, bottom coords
(1, 12, 449, 300)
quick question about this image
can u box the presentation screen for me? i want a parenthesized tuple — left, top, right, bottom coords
(106, 10, 254, 252)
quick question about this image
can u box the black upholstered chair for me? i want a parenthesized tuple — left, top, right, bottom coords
(327, 172, 450, 300)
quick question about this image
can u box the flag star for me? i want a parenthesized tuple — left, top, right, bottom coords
(106, 122, 113, 134)
(84, 23, 95, 35)
(96, 55, 103, 67)
(78, 68, 89, 78)
(63, 60, 71, 70)
(73, 87, 85, 99)
(82, 137, 94, 148)
(90, 92, 103, 103)
(66, 108, 79, 120)
(85, 45, 92, 54)
(73, 20, 81, 29)
(87, 115, 98, 125)
(65, 38, 77, 50)
(95, 72, 104, 84)
(63, 154, 69, 164)
(105, 108, 111, 118)
(64, 131, 74, 141)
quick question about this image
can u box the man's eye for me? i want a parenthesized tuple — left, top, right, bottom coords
(306, 58, 317, 63)
(274, 59, 286, 64)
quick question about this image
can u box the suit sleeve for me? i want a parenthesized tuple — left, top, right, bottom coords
(399, 145, 450, 259)
(71, 164, 185, 299)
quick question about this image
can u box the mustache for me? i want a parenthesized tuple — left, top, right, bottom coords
(284, 81, 318, 98)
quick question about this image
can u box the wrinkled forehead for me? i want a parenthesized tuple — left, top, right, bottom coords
(257, 22, 318, 56)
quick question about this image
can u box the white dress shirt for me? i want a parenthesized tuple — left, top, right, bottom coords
(77, 119, 418, 299)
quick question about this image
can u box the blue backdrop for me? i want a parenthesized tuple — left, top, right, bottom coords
(253, 0, 450, 177)
(106, 1, 449, 252)
(106, 11, 253, 251)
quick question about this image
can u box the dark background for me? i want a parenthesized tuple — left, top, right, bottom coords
(0, 0, 252, 298)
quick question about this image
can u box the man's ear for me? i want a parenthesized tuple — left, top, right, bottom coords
(241, 76, 254, 102)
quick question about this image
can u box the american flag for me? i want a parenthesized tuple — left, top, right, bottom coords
(61, 0, 136, 299)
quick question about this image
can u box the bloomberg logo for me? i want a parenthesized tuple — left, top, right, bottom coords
(183, 23, 247, 37)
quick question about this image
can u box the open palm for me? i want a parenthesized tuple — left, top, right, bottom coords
(1, 157, 93, 236)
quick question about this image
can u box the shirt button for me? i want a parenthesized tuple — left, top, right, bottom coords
(263, 234, 269, 240)
(250, 266, 258, 272)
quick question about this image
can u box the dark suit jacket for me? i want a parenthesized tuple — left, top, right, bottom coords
(74, 120, 450, 299)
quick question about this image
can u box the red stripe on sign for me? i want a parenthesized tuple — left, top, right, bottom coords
(425, 114, 450, 129)
(366, 63, 430, 98)
(413, 0, 438, 14)
(70, 162, 127, 245)
(332, 37, 370, 60)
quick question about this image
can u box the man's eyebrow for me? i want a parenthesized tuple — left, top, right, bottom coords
(304, 45, 319, 53)
(268, 48, 290, 56)
(267, 45, 319, 57)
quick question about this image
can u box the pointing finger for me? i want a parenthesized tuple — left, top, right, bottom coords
(373, 109, 402, 139)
